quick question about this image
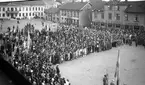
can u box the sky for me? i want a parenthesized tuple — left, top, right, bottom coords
(0, 0, 144, 2)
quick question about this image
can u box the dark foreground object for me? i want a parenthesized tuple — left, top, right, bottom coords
(0, 57, 32, 85)
(0, 70, 14, 85)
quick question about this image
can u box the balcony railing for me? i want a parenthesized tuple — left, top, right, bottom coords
(6, 10, 19, 14)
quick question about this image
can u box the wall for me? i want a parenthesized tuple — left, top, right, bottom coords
(0, 5, 45, 19)
(79, 3, 92, 27)
(124, 13, 145, 27)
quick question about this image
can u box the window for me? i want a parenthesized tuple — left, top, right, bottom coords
(36, 7, 37, 11)
(41, 12, 43, 16)
(72, 11, 74, 17)
(0, 14, 1, 17)
(101, 13, 104, 19)
(125, 14, 128, 21)
(0, 7, 1, 11)
(117, 6, 120, 11)
(94, 11, 97, 18)
(3, 8, 5, 11)
(3, 13, 5, 17)
(29, 7, 31, 11)
(29, 13, 31, 16)
(15, 8, 17, 11)
(39, 7, 40, 11)
(11, 8, 14, 11)
(23, 13, 24, 16)
(108, 23, 112, 27)
(116, 13, 120, 20)
(7, 8, 9, 11)
(41, 7, 43, 11)
(19, 7, 21, 11)
(26, 7, 28, 11)
(108, 13, 112, 20)
(101, 22, 104, 26)
(19, 13, 21, 17)
(134, 15, 139, 22)
(108, 5, 112, 10)
(116, 24, 120, 28)
(76, 12, 79, 18)
(33, 7, 35, 11)
(23, 7, 25, 11)
(26, 13, 28, 16)
(33, 13, 35, 16)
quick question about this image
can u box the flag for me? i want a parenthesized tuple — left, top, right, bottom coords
(27, 30, 31, 50)
(114, 50, 120, 85)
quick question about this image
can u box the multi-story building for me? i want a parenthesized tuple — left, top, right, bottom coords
(59, 1, 92, 27)
(91, 0, 106, 27)
(124, 1, 145, 30)
(98, 0, 145, 29)
(45, 7, 59, 23)
(0, 0, 55, 19)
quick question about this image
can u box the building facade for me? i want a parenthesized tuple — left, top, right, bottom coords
(124, 1, 145, 30)
(45, 7, 59, 23)
(0, 0, 54, 19)
(92, 0, 145, 29)
(91, 1, 106, 27)
(59, 1, 92, 27)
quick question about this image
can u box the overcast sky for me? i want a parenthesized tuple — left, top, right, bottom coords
(0, 0, 144, 2)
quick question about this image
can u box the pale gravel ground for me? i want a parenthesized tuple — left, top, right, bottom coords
(59, 44, 145, 85)
(0, 19, 56, 33)
(1, 19, 145, 85)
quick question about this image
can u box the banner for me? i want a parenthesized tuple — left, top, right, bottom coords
(114, 50, 120, 85)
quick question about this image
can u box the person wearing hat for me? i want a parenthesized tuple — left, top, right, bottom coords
(103, 74, 108, 85)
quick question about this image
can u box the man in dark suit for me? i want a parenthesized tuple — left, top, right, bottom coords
(103, 74, 108, 85)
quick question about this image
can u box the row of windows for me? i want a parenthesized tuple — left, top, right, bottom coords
(61, 10, 79, 18)
(94, 12, 104, 19)
(108, 5, 120, 11)
(0, 12, 43, 17)
(94, 12, 139, 22)
(0, 6, 44, 11)
(125, 14, 139, 22)
(108, 13, 120, 20)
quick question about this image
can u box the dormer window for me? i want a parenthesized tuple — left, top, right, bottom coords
(134, 15, 139, 22)
(108, 5, 112, 10)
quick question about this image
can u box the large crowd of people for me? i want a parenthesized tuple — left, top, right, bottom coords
(0, 21, 145, 85)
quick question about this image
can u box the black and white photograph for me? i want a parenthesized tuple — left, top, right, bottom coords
(0, 0, 145, 85)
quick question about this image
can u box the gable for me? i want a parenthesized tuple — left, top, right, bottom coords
(59, 2, 88, 10)
(81, 3, 92, 10)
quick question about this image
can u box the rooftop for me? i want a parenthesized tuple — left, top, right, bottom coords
(59, 2, 88, 10)
(90, 1, 106, 11)
(0, 0, 54, 6)
(125, 2, 145, 14)
(44, 7, 59, 14)
(105, 1, 145, 14)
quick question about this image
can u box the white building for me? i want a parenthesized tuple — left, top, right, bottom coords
(0, 0, 55, 19)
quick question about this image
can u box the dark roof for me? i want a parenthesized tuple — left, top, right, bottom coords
(0, 0, 54, 6)
(59, 2, 88, 10)
(105, 1, 145, 6)
(105, 1, 145, 14)
(44, 7, 59, 14)
(125, 2, 145, 14)
(90, 1, 106, 11)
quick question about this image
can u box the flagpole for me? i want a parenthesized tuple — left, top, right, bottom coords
(117, 49, 120, 85)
